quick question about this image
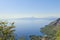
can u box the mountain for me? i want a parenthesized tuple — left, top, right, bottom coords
(40, 18, 60, 40)
(12, 17, 57, 20)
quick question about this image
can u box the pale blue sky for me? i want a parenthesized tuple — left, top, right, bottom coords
(0, 0, 60, 18)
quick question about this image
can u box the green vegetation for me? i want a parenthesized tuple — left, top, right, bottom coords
(29, 35, 41, 40)
(40, 25, 56, 40)
(55, 26, 60, 40)
(0, 21, 15, 40)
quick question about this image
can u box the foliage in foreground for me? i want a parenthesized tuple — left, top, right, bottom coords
(0, 21, 15, 40)
(0, 21, 25, 40)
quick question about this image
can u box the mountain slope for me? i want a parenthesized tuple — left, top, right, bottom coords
(40, 18, 60, 40)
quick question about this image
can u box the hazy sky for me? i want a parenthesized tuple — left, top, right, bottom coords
(0, 0, 60, 18)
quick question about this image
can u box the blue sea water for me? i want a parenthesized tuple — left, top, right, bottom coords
(8, 18, 56, 40)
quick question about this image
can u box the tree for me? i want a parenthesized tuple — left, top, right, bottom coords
(0, 21, 15, 40)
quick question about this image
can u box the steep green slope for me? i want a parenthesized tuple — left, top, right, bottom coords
(40, 18, 60, 40)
